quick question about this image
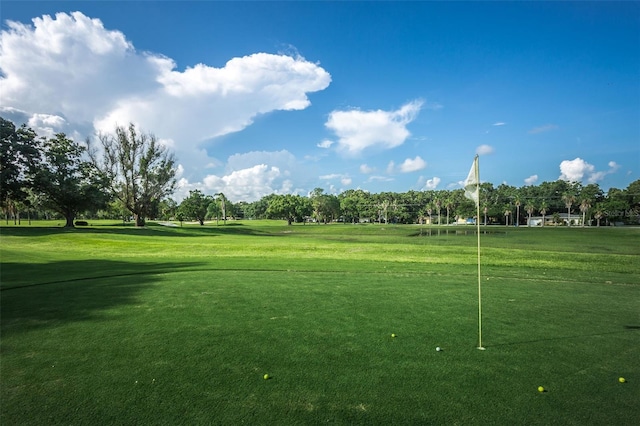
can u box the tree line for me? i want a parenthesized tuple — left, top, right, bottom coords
(2, 116, 639, 227)
(1, 118, 175, 227)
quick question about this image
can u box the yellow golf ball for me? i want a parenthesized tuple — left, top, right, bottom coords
(537, 386, 545, 392)
(391, 333, 396, 338)
(263, 374, 270, 380)
(619, 377, 626, 383)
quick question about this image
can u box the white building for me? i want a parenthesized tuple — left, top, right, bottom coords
(527, 213, 583, 227)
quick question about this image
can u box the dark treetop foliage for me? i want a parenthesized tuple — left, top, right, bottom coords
(0, 117, 39, 219)
(32, 133, 111, 227)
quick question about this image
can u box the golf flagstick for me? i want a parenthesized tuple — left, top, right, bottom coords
(464, 156, 485, 350)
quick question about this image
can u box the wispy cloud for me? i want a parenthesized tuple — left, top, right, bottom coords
(529, 124, 559, 134)
(423, 101, 443, 111)
(325, 100, 423, 155)
(317, 139, 334, 149)
(386, 161, 396, 175)
(524, 174, 538, 185)
(319, 173, 342, 180)
(492, 122, 506, 126)
(360, 164, 375, 174)
(367, 175, 394, 183)
(319, 173, 352, 186)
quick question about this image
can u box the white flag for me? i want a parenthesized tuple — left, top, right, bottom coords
(464, 156, 479, 206)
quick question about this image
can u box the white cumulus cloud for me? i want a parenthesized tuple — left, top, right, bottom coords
(559, 158, 595, 182)
(476, 144, 494, 155)
(325, 100, 423, 155)
(424, 177, 441, 190)
(202, 164, 283, 202)
(399, 156, 426, 173)
(0, 11, 331, 187)
(559, 158, 620, 184)
(524, 175, 539, 186)
(174, 150, 311, 202)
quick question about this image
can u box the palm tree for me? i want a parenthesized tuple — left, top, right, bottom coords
(593, 206, 605, 227)
(525, 202, 535, 227)
(514, 196, 521, 227)
(435, 198, 442, 226)
(215, 192, 227, 225)
(539, 201, 548, 227)
(483, 205, 488, 226)
(504, 206, 511, 227)
(445, 197, 454, 226)
(580, 198, 592, 227)
(562, 193, 576, 226)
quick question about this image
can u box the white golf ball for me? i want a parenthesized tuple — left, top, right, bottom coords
(436, 347, 441, 351)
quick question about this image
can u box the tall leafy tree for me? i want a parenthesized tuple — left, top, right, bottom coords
(310, 188, 340, 223)
(0, 118, 39, 223)
(158, 198, 178, 220)
(214, 193, 228, 225)
(207, 199, 223, 224)
(33, 133, 110, 227)
(178, 190, 213, 225)
(91, 124, 177, 227)
(625, 179, 640, 224)
(603, 187, 629, 224)
(266, 194, 311, 225)
(339, 190, 361, 224)
(244, 197, 269, 220)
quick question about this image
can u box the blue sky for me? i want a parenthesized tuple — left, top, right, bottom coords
(1, 1, 638, 202)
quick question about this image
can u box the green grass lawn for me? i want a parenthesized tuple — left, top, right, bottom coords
(1, 221, 639, 424)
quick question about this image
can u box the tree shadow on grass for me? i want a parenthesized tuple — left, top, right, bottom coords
(487, 327, 640, 348)
(0, 222, 275, 238)
(0, 260, 202, 336)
